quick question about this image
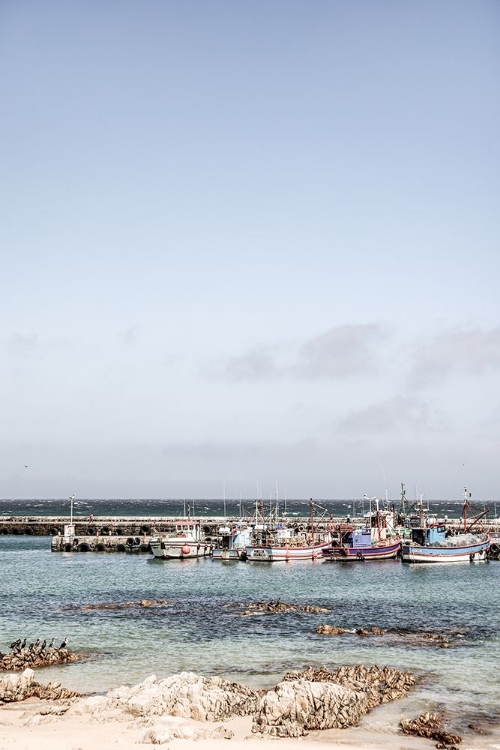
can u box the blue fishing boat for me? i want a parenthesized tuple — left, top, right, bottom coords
(211, 525, 252, 561)
(401, 487, 490, 564)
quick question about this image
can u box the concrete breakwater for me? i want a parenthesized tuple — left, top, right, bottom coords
(1, 515, 498, 537)
(51, 534, 154, 553)
(0, 515, 334, 537)
(0, 516, 225, 537)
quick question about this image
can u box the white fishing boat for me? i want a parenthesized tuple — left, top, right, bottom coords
(245, 499, 332, 562)
(150, 521, 212, 559)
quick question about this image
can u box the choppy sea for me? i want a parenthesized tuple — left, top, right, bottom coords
(1, 498, 499, 747)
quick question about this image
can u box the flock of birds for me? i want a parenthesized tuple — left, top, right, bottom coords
(7, 637, 69, 654)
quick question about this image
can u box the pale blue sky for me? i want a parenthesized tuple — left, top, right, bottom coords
(1, 1, 499, 499)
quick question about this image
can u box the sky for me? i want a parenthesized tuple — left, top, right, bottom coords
(1, 0, 499, 500)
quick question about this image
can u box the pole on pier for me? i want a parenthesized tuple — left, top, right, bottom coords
(69, 495, 75, 528)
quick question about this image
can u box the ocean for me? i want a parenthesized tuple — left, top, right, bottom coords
(1, 495, 498, 520)
(0, 499, 499, 747)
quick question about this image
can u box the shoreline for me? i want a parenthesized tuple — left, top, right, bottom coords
(0, 696, 439, 750)
(2, 669, 498, 750)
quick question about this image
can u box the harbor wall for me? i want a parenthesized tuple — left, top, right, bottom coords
(0, 515, 497, 537)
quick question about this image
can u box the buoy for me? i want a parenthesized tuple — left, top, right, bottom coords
(181, 545, 191, 555)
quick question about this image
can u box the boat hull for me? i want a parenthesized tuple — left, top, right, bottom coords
(323, 539, 401, 561)
(150, 539, 211, 559)
(245, 541, 330, 562)
(401, 535, 490, 564)
(211, 548, 243, 561)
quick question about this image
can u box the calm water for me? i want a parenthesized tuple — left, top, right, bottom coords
(1, 532, 499, 744)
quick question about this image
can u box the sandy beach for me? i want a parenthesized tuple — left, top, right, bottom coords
(0, 696, 438, 750)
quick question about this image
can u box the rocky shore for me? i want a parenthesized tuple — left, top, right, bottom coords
(0, 664, 417, 740)
(0, 665, 484, 749)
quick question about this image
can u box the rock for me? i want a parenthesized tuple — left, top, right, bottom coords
(400, 711, 462, 745)
(316, 625, 348, 635)
(0, 647, 83, 673)
(315, 625, 461, 648)
(229, 601, 331, 616)
(282, 665, 416, 711)
(0, 668, 80, 703)
(78, 599, 171, 611)
(468, 722, 484, 733)
(74, 672, 258, 722)
(252, 678, 368, 737)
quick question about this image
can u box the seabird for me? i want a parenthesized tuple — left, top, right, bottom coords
(58, 637, 68, 649)
(10, 638, 21, 650)
(48, 638, 54, 648)
(20, 638, 26, 649)
(40, 639, 46, 651)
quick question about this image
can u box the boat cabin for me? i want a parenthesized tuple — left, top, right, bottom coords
(218, 525, 251, 551)
(410, 525, 446, 546)
(350, 529, 372, 547)
(163, 521, 202, 541)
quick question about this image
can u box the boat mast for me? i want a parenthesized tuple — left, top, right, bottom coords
(376, 498, 381, 541)
(400, 482, 407, 517)
(461, 486, 487, 532)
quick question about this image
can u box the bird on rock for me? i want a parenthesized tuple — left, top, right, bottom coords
(58, 637, 68, 650)
(10, 638, 21, 650)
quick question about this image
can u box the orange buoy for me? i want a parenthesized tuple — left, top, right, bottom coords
(181, 545, 191, 555)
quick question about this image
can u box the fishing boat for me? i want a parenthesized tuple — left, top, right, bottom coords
(211, 524, 252, 561)
(401, 487, 490, 564)
(322, 501, 401, 561)
(150, 520, 212, 560)
(245, 499, 332, 562)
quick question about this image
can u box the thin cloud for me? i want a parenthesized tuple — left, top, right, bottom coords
(225, 345, 281, 382)
(336, 395, 447, 435)
(1, 334, 72, 359)
(223, 323, 389, 382)
(120, 326, 137, 346)
(295, 324, 388, 379)
(3, 334, 40, 357)
(409, 326, 500, 387)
